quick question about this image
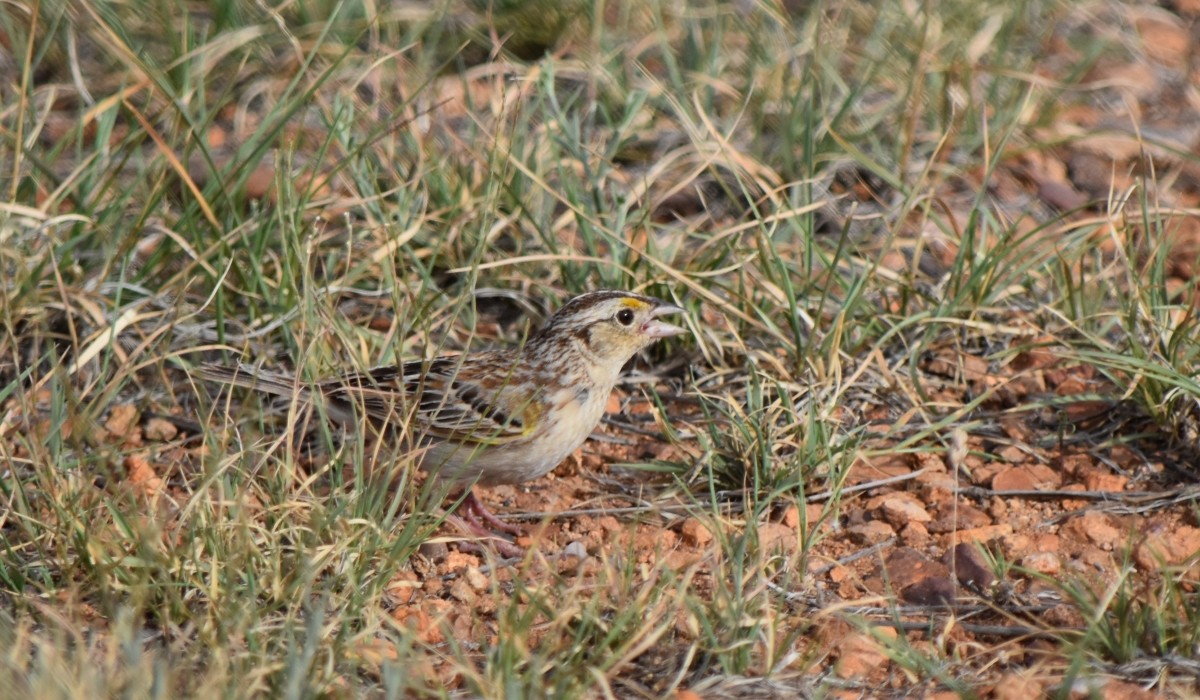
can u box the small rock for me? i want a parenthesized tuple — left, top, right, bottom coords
(443, 551, 481, 571)
(1038, 179, 1087, 211)
(950, 543, 996, 591)
(1060, 483, 1091, 510)
(465, 566, 489, 591)
(1082, 471, 1128, 492)
(679, 518, 714, 547)
(757, 522, 795, 552)
(448, 579, 476, 605)
(928, 504, 992, 533)
(1044, 604, 1086, 629)
(826, 564, 851, 582)
(421, 575, 444, 595)
(996, 445, 1026, 463)
(1134, 525, 1200, 569)
(916, 470, 958, 492)
(1021, 552, 1061, 576)
(1067, 512, 1120, 549)
(901, 576, 957, 606)
(951, 524, 1014, 545)
(884, 547, 948, 590)
(1032, 534, 1061, 554)
(900, 521, 930, 547)
(1004, 533, 1034, 559)
(1078, 546, 1116, 571)
(847, 520, 896, 545)
(634, 526, 677, 551)
(999, 415, 1035, 441)
(123, 454, 164, 499)
(992, 464, 1062, 491)
(664, 550, 702, 570)
(1090, 678, 1161, 700)
(834, 630, 894, 679)
(1135, 14, 1190, 68)
(879, 495, 932, 527)
(992, 672, 1044, 700)
(385, 572, 421, 605)
(559, 541, 589, 562)
(1177, 0, 1200, 16)
(419, 541, 449, 560)
(392, 606, 443, 645)
(969, 462, 1009, 486)
(597, 516, 622, 535)
(143, 417, 178, 441)
(105, 404, 140, 438)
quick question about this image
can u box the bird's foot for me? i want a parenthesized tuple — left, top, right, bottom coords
(446, 491, 525, 558)
(459, 490, 524, 536)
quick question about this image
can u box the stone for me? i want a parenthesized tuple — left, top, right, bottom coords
(884, 548, 946, 589)
(950, 543, 996, 591)
(879, 495, 932, 527)
(834, 631, 894, 679)
(1134, 525, 1200, 569)
(847, 520, 896, 545)
(951, 524, 1014, 545)
(992, 464, 1062, 491)
(992, 672, 1044, 700)
(901, 576, 956, 606)
(1067, 512, 1120, 550)
(928, 504, 992, 533)
(900, 521, 931, 547)
(679, 518, 714, 547)
(143, 417, 178, 441)
(1021, 552, 1061, 576)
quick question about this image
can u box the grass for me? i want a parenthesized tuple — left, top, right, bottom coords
(3, 0, 1200, 696)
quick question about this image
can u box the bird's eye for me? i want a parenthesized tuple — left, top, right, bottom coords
(616, 308, 636, 326)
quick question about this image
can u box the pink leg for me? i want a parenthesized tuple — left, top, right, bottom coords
(443, 490, 527, 558)
(446, 518, 525, 559)
(458, 490, 523, 537)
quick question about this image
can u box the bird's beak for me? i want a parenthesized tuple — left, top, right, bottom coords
(642, 303, 687, 339)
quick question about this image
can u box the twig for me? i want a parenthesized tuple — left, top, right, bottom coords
(872, 619, 1079, 639)
(807, 469, 928, 502)
(954, 485, 1199, 504)
(810, 538, 897, 576)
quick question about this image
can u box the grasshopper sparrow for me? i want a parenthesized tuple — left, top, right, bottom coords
(199, 290, 686, 551)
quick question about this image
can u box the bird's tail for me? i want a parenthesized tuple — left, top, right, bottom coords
(196, 362, 310, 399)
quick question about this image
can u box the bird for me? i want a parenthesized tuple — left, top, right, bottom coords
(197, 290, 686, 553)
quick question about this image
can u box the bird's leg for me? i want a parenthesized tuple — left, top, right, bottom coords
(446, 490, 525, 558)
(458, 489, 524, 537)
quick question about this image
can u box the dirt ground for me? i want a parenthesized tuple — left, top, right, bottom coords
(7, 0, 1200, 696)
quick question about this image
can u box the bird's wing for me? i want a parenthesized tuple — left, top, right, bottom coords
(322, 355, 538, 445)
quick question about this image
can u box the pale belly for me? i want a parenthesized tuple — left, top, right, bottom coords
(421, 386, 607, 486)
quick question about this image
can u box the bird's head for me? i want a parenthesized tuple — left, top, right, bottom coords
(530, 290, 686, 367)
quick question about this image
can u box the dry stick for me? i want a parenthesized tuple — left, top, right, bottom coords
(874, 619, 1081, 640)
(805, 468, 928, 502)
(503, 469, 932, 522)
(810, 538, 897, 576)
(845, 601, 1060, 617)
(764, 540, 901, 604)
(1115, 657, 1200, 679)
(953, 485, 1199, 503)
(956, 485, 1200, 522)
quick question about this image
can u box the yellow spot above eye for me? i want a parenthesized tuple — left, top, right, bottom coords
(620, 298, 649, 310)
